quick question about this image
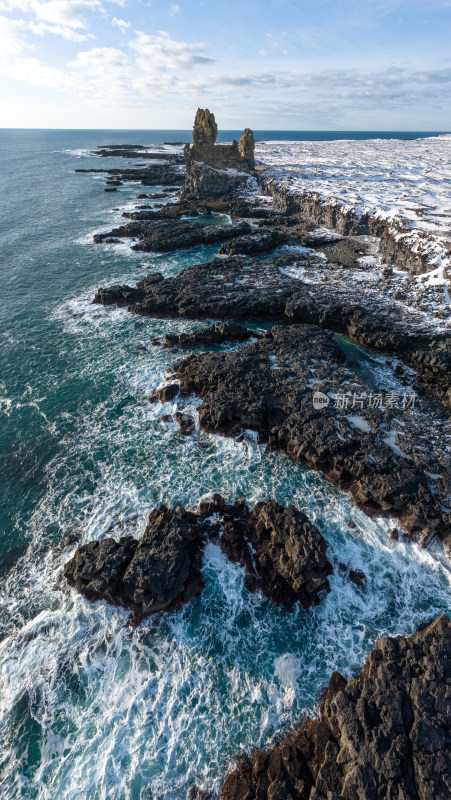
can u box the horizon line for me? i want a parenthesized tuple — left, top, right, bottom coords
(1, 127, 450, 133)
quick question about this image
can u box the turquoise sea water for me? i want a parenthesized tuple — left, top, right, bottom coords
(0, 130, 450, 799)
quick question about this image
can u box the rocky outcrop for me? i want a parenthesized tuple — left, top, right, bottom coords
(183, 109, 255, 199)
(92, 251, 451, 402)
(174, 325, 451, 548)
(219, 499, 332, 610)
(164, 321, 257, 348)
(218, 615, 451, 800)
(218, 229, 287, 255)
(93, 219, 251, 253)
(75, 163, 183, 186)
(64, 496, 333, 618)
(260, 178, 445, 276)
(64, 505, 206, 621)
(92, 144, 184, 162)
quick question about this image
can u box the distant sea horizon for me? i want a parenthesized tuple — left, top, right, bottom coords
(1, 128, 450, 143)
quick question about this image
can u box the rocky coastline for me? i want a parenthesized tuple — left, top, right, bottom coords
(64, 496, 334, 620)
(216, 615, 451, 800)
(68, 110, 451, 798)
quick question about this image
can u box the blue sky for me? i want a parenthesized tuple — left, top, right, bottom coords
(1, 0, 451, 128)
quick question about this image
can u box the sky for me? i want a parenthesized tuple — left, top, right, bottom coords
(1, 0, 451, 129)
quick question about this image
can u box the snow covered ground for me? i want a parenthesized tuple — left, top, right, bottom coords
(257, 136, 451, 304)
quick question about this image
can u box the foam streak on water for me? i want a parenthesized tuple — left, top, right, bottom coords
(0, 130, 450, 800)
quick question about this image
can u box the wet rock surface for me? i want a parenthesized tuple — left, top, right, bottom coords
(219, 499, 332, 609)
(218, 615, 451, 800)
(164, 321, 257, 348)
(93, 251, 451, 401)
(64, 505, 206, 619)
(174, 325, 451, 547)
(64, 496, 333, 617)
(92, 144, 184, 162)
(75, 163, 184, 186)
(93, 219, 251, 253)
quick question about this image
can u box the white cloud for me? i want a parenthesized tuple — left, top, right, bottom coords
(0, 0, 103, 27)
(0, 53, 64, 85)
(29, 19, 94, 39)
(0, 13, 27, 53)
(130, 30, 215, 72)
(168, 3, 180, 15)
(111, 15, 129, 32)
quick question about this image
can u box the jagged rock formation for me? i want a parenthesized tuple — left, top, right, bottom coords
(173, 325, 451, 548)
(92, 252, 451, 404)
(164, 321, 258, 348)
(218, 615, 451, 800)
(93, 219, 251, 253)
(64, 505, 205, 621)
(219, 499, 332, 610)
(183, 108, 255, 198)
(64, 497, 333, 619)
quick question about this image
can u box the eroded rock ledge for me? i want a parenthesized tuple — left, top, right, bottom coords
(93, 219, 252, 253)
(172, 325, 450, 549)
(92, 251, 451, 404)
(216, 615, 451, 800)
(64, 497, 333, 620)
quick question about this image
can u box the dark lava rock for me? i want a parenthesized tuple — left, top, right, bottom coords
(174, 325, 451, 547)
(93, 219, 251, 253)
(123, 199, 231, 222)
(164, 321, 256, 348)
(64, 496, 333, 617)
(63, 505, 205, 618)
(174, 411, 196, 436)
(220, 499, 332, 609)
(94, 251, 451, 401)
(218, 229, 287, 256)
(156, 383, 179, 402)
(92, 284, 145, 307)
(104, 187, 117, 192)
(76, 163, 184, 187)
(219, 615, 451, 800)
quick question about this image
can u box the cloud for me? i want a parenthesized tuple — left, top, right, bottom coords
(1, 20, 450, 124)
(0, 13, 27, 52)
(111, 15, 129, 32)
(168, 3, 180, 16)
(130, 30, 215, 71)
(0, 0, 103, 28)
(29, 19, 94, 39)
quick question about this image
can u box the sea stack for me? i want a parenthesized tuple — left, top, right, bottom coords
(183, 108, 255, 198)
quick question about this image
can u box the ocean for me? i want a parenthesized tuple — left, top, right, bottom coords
(0, 129, 450, 799)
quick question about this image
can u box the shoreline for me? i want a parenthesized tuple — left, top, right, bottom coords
(9, 117, 448, 798)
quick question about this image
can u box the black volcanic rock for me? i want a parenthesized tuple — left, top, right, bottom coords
(64, 505, 205, 619)
(92, 284, 145, 306)
(64, 496, 333, 617)
(91, 251, 451, 402)
(220, 499, 332, 609)
(218, 228, 287, 255)
(174, 325, 451, 547)
(219, 615, 451, 800)
(164, 321, 257, 348)
(94, 219, 251, 253)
